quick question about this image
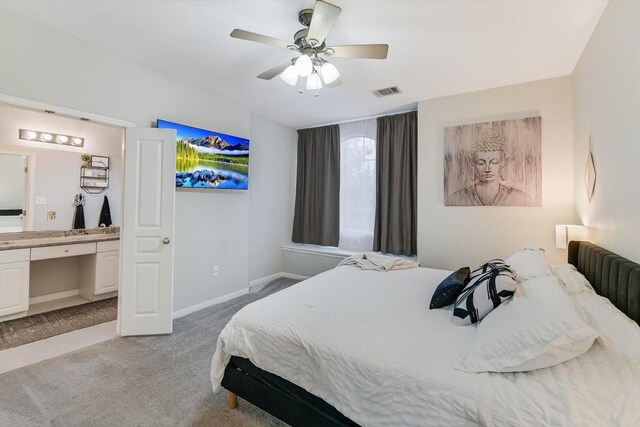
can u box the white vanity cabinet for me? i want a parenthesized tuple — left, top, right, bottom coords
(0, 237, 120, 322)
(80, 240, 120, 301)
(0, 249, 30, 318)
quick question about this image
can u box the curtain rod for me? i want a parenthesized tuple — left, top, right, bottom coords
(299, 108, 417, 130)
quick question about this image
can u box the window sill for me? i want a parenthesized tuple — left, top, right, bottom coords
(281, 243, 357, 259)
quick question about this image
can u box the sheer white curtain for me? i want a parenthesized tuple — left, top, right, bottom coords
(339, 119, 376, 251)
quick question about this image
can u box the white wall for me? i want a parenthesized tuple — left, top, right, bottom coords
(249, 114, 296, 281)
(0, 9, 294, 312)
(572, 1, 640, 262)
(0, 154, 26, 210)
(282, 249, 344, 278)
(0, 103, 124, 230)
(418, 77, 574, 269)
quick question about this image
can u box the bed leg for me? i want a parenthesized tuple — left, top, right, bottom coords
(228, 391, 238, 409)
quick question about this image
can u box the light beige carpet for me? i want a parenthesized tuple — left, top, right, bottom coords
(0, 297, 117, 351)
(0, 278, 299, 426)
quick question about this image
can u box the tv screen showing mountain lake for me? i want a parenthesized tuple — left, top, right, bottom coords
(158, 119, 249, 190)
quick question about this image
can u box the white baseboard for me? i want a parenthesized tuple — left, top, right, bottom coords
(29, 289, 80, 305)
(281, 272, 309, 281)
(172, 287, 249, 319)
(249, 271, 309, 292)
(173, 272, 310, 319)
(173, 272, 309, 319)
(248, 272, 282, 290)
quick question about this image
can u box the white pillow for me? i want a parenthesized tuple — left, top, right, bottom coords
(454, 276, 599, 372)
(553, 263, 595, 295)
(574, 293, 640, 358)
(505, 247, 553, 280)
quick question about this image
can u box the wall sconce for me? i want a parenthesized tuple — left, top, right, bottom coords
(555, 225, 588, 249)
(19, 129, 84, 147)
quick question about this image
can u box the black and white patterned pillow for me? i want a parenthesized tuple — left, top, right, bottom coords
(452, 259, 516, 326)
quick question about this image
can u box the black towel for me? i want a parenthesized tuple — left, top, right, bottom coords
(73, 205, 85, 229)
(99, 196, 112, 227)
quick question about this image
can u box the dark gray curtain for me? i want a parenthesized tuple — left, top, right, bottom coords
(373, 111, 417, 256)
(292, 125, 340, 246)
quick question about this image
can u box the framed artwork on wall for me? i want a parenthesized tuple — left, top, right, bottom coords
(444, 116, 542, 206)
(585, 147, 596, 203)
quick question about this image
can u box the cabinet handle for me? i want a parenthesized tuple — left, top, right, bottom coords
(64, 249, 69, 253)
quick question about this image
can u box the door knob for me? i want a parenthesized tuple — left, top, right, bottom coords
(162, 237, 170, 245)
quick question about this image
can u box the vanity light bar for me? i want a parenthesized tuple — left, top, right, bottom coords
(19, 129, 84, 147)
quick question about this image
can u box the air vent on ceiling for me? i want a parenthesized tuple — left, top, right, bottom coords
(373, 86, 401, 97)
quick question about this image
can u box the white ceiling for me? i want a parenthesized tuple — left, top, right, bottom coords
(0, 1, 607, 128)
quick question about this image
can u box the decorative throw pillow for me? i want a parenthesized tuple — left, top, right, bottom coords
(454, 276, 599, 373)
(505, 248, 553, 280)
(452, 259, 516, 325)
(430, 267, 471, 309)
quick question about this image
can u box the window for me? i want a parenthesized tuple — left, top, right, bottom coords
(339, 119, 376, 251)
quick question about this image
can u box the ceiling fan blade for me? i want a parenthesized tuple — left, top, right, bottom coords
(257, 61, 292, 80)
(327, 44, 389, 59)
(307, 0, 342, 46)
(230, 29, 292, 50)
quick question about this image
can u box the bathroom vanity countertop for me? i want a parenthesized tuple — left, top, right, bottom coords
(0, 233, 119, 251)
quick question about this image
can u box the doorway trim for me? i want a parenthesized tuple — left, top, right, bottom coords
(0, 93, 135, 128)
(0, 148, 35, 231)
(0, 91, 136, 338)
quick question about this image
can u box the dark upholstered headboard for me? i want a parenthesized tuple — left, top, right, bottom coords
(568, 241, 640, 324)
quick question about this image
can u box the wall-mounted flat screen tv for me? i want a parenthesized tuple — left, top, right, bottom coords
(157, 119, 249, 190)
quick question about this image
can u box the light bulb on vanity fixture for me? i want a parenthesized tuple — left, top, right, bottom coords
(23, 130, 37, 140)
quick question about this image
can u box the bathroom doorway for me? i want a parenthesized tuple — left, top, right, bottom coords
(0, 101, 125, 355)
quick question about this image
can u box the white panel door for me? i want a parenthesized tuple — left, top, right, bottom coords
(119, 128, 176, 336)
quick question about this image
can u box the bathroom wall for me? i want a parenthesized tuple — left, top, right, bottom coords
(0, 103, 124, 231)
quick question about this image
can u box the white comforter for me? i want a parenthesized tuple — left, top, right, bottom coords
(211, 266, 640, 426)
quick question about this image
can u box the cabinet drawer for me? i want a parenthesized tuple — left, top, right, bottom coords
(31, 242, 96, 261)
(0, 248, 30, 264)
(97, 240, 119, 253)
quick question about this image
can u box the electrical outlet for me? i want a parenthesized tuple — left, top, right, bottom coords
(47, 211, 56, 221)
(213, 266, 219, 277)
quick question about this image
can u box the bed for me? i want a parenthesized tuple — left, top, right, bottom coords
(211, 241, 640, 426)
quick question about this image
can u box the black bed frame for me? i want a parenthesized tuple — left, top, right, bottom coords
(568, 241, 640, 323)
(221, 241, 640, 426)
(222, 356, 360, 427)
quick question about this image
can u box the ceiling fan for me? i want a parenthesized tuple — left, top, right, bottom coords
(230, 0, 389, 96)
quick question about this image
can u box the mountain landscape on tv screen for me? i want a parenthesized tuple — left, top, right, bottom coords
(158, 120, 250, 190)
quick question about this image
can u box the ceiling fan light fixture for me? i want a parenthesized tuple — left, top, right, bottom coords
(280, 65, 299, 86)
(295, 54, 313, 77)
(306, 73, 323, 91)
(320, 61, 340, 84)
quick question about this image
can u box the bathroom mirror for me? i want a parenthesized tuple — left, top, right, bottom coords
(0, 153, 28, 233)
